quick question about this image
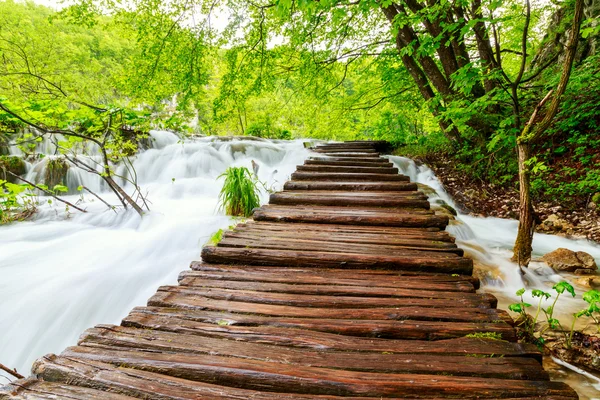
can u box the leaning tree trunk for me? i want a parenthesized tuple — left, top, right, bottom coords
(512, 142, 534, 267)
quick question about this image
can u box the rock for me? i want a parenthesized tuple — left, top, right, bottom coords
(576, 251, 597, 268)
(416, 183, 437, 196)
(592, 192, 600, 204)
(575, 276, 600, 288)
(541, 248, 598, 273)
(44, 157, 69, 189)
(0, 155, 27, 183)
(574, 268, 595, 275)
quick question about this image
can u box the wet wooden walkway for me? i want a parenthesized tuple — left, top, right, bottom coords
(2, 141, 577, 399)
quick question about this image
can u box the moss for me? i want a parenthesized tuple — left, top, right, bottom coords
(465, 332, 503, 340)
(44, 157, 69, 189)
(0, 156, 27, 183)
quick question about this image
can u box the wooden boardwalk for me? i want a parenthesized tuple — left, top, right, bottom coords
(1, 141, 577, 399)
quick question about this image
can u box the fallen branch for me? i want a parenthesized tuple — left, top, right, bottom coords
(82, 186, 117, 213)
(0, 362, 25, 380)
(5, 171, 87, 213)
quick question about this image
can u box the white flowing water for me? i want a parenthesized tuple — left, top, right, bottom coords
(0, 133, 309, 383)
(0, 144, 598, 398)
(389, 155, 600, 399)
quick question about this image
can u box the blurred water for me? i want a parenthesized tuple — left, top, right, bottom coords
(0, 133, 308, 381)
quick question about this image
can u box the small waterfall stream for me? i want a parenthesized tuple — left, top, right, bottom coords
(388, 155, 600, 399)
(0, 142, 598, 397)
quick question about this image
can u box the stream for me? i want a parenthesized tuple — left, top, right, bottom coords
(0, 136, 598, 398)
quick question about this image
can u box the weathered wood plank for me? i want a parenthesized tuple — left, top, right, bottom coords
(53, 346, 576, 398)
(239, 221, 451, 238)
(284, 181, 418, 191)
(226, 229, 459, 250)
(156, 285, 493, 309)
(308, 156, 390, 163)
(305, 159, 394, 167)
(85, 324, 541, 359)
(124, 307, 517, 340)
(175, 275, 491, 304)
(201, 246, 473, 275)
(218, 234, 464, 256)
(187, 262, 479, 290)
(269, 192, 430, 208)
(72, 334, 549, 380)
(256, 204, 435, 215)
(291, 172, 409, 181)
(297, 165, 399, 174)
(0, 378, 135, 399)
(253, 206, 449, 228)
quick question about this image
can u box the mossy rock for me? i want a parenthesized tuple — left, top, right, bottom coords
(0, 156, 27, 183)
(592, 192, 600, 204)
(44, 157, 69, 189)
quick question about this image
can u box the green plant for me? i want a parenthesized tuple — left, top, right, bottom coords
(217, 167, 261, 217)
(465, 332, 503, 340)
(209, 229, 224, 245)
(0, 180, 38, 224)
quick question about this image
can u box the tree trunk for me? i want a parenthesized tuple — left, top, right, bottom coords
(512, 142, 534, 267)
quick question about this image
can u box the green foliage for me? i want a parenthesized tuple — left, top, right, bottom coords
(209, 229, 225, 245)
(465, 332, 503, 340)
(218, 167, 261, 217)
(0, 180, 37, 224)
(508, 283, 600, 349)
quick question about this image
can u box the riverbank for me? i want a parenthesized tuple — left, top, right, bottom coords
(409, 154, 600, 244)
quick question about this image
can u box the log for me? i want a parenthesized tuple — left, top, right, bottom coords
(35, 355, 577, 399)
(124, 306, 517, 340)
(291, 172, 409, 181)
(240, 221, 449, 237)
(86, 324, 542, 359)
(0, 378, 135, 399)
(201, 246, 473, 274)
(224, 230, 461, 252)
(296, 165, 399, 174)
(269, 192, 430, 208)
(187, 262, 479, 290)
(52, 347, 575, 398)
(305, 159, 394, 167)
(68, 338, 549, 381)
(253, 206, 449, 228)
(284, 181, 418, 191)
(176, 275, 493, 305)
(308, 156, 390, 163)
(156, 285, 493, 309)
(217, 236, 464, 256)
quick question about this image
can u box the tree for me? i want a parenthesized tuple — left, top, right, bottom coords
(512, 0, 585, 267)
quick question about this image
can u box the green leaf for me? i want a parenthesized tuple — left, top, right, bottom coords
(532, 289, 551, 300)
(553, 282, 576, 297)
(516, 288, 526, 296)
(53, 184, 69, 193)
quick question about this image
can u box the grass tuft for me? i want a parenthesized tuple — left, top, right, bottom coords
(218, 166, 261, 217)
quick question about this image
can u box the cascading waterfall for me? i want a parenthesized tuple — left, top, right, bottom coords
(388, 155, 600, 398)
(0, 133, 309, 383)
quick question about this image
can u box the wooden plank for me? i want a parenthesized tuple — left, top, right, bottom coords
(217, 236, 464, 256)
(257, 204, 434, 215)
(227, 228, 458, 249)
(313, 149, 379, 154)
(71, 336, 549, 380)
(253, 206, 449, 228)
(284, 181, 418, 191)
(201, 246, 473, 275)
(32, 356, 369, 400)
(0, 378, 135, 399)
(305, 159, 394, 167)
(187, 262, 479, 290)
(297, 165, 399, 174)
(54, 346, 576, 398)
(291, 172, 409, 181)
(156, 285, 493, 309)
(309, 156, 390, 163)
(86, 324, 541, 359)
(240, 221, 450, 237)
(269, 192, 430, 208)
(148, 289, 508, 323)
(124, 307, 518, 340)
(176, 275, 492, 305)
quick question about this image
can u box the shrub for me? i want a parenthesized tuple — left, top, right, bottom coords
(217, 166, 261, 217)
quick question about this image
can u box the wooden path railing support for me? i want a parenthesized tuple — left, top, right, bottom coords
(1, 141, 578, 399)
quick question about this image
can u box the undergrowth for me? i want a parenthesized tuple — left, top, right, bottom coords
(218, 166, 261, 217)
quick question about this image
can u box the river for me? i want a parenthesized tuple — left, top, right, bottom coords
(0, 135, 598, 398)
